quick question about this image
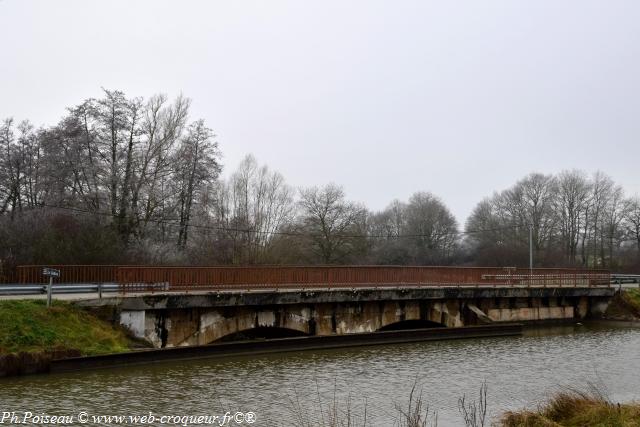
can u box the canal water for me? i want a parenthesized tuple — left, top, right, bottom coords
(1, 323, 639, 426)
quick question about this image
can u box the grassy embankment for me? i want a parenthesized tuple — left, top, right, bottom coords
(502, 388, 640, 426)
(624, 288, 640, 313)
(0, 299, 132, 356)
(605, 288, 640, 320)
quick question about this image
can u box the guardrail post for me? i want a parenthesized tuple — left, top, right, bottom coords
(47, 276, 53, 308)
(98, 282, 103, 299)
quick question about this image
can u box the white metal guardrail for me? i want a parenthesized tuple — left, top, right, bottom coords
(0, 283, 119, 296)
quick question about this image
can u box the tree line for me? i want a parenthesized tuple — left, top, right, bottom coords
(1, 90, 639, 278)
(466, 171, 640, 269)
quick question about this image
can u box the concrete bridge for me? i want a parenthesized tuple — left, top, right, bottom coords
(58, 265, 616, 348)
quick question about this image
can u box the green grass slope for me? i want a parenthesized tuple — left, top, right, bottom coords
(0, 300, 132, 356)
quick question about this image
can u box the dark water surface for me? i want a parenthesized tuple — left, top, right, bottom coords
(1, 323, 639, 426)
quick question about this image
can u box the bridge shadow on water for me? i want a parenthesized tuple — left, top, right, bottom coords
(377, 319, 444, 331)
(216, 327, 309, 342)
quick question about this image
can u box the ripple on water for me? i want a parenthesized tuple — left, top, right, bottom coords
(1, 324, 639, 426)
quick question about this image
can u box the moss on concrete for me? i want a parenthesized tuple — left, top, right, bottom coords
(0, 299, 132, 356)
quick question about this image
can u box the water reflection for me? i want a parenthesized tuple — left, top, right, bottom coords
(1, 322, 639, 426)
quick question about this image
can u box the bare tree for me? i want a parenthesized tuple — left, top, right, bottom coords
(625, 197, 640, 254)
(466, 173, 558, 266)
(466, 170, 632, 268)
(15, 121, 45, 209)
(0, 118, 19, 217)
(583, 172, 619, 267)
(465, 198, 509, 265)
(91, 89, 131, 217)
(130, 94, 190, 241)
(555, 170, 591, 264)
(602, 185, 626, 267)
(298, 184, 367, 264)
(115, 95, 144, 239)
(510, 173, 558, 258)
(174, 120, 220, 249)
(369, 200, 411, 264)
(212, 155, 295, 263)
(404, 192, 459, 264)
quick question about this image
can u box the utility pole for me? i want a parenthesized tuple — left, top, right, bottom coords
(529, 223, 533, 273)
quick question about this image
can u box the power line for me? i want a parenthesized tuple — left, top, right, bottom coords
(29, 202, 531, 240)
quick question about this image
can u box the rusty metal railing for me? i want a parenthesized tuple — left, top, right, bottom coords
(11, 265, 611, 292)
(115, 266, 611, 293)
(0, 270, 18, 284)
(15, 265, 121, 284)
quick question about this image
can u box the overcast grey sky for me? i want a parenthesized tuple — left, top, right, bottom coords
(1, 0, 639, 223)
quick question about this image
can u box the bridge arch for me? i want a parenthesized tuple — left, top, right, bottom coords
(192, 307, 313, 345)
